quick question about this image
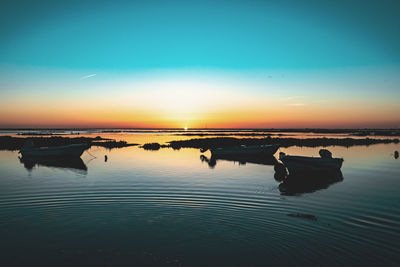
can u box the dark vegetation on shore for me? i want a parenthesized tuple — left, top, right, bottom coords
(141, 143, 166, 150)
(157, 137, 399, 150)
(102, 128, 400, 136)
(3, 128, 399, 136)
(176, 129, 400, 137)
(17, 132, 68, 136)
(0, 136, 138, 151)
(277, 128, 400, 136)
(176, 133, 292, 137)
(1, 135, 398, 152)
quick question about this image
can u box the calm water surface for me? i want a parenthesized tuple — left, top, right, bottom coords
(1, 133, 399, 266)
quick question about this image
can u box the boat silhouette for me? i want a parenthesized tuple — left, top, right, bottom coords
(19, 142, 89, 157)
(279, 149, 343, 176)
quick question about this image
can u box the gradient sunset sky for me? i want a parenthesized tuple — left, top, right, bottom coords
(1, 0, 399, 128)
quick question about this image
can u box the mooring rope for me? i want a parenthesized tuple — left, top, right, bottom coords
(85, 149, 97, 159)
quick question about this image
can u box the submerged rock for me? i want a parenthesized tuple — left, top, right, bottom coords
(287, 213, 318, 221)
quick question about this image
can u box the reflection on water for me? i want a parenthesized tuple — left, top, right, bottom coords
(279, 171, 344, 195)
(19, 156, 88, 173)
(0, 138, 400, 266)
(200, 154, 278, 168)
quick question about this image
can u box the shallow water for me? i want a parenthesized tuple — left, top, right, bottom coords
(0, 133, 400, 266)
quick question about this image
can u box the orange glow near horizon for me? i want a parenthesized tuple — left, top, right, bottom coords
(1, 69, 399, 129)
(1, 101, 399, 129)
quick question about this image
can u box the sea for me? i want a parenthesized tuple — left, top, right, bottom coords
(0, 129, 399, 266)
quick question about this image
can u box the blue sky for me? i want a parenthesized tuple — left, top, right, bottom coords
(0, 0, 399, 128)
(1, 0, 399, 69)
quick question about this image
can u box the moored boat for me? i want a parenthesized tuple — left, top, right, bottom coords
(19, 142, 89, 157)
(279, 149, 343, 175)
(210, 144, 280, 156)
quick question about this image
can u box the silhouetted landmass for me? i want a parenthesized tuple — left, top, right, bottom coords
(100, 128, 400, 136)
(175, 129, 400, 137)
(92, 140, 137, 149)
(166, 137, 399, 150)
(17, 132, 69, 136)
(3, 127, 399, 136)
(141, 143, 167, 150)
(0, 136, 138, 151)
(2, 135, 398, 152)
(175, 133, 285, 137)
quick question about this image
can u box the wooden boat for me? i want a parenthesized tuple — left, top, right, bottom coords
(210, 144, 280, 156)
(279, 149, 343, 175)
(19, 143, 89, 157)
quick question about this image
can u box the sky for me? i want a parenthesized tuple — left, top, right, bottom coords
(0, 0, 399, 128)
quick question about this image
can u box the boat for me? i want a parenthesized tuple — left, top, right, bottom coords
(279, 149, 343, 176)
(210, 144, 280, 156)
(19, 142, 89, 157)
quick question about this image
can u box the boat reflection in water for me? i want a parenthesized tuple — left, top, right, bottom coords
(200, 154, 278, 168)
(19, 156, 88, 173)
(277, 170, 343, 195)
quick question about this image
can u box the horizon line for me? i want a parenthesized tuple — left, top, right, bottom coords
(1, 127, 399, 131)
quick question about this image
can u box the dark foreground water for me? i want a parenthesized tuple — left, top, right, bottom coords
(0, 134, 400, 266)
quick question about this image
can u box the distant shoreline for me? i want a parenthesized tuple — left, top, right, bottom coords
(164, 137, 400, 150)
(1, 134, 399, 152)
(0, 128, 399, 137)
(141, 137, 400, 150)
(0, 136, 138, 151)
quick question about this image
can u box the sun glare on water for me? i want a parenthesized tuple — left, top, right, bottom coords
(184, 126, 188, 131)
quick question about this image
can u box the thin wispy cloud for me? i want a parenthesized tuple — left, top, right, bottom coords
(288, 103, 305, 106)
(285, 96, 297, 100)
(80, 74, 97, 80)
(281, 96, 303, 101)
